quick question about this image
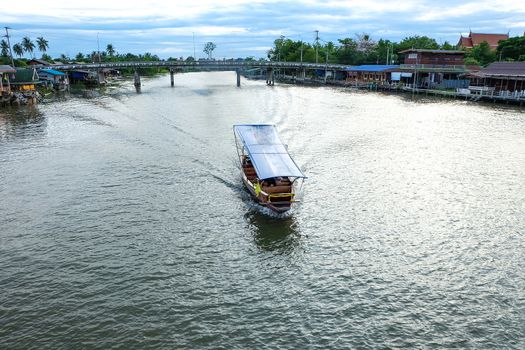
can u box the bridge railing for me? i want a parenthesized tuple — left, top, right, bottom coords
(47, 60, 351, 71)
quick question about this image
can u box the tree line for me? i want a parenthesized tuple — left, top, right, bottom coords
(267, 33, 525, 67)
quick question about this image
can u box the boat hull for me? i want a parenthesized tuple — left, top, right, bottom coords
(241, 173, 293, 213)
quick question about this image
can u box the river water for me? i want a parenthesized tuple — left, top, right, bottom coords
(1, 72, 524, 349)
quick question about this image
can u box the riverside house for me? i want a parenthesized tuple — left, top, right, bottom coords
(26, 58, 52, 67)
(345, 65, 400, 85)
(469, 62, 525, 99)
(398, 49, 469, 89)
(38, 68, 69, 91)
(0, 65, 16, 94)
(10, 68, 40, 92)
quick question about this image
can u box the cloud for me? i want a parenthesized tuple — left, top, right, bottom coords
(1, 0, 523, 58)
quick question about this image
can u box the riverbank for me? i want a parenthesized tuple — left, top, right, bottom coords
(261, 74, 525, 106)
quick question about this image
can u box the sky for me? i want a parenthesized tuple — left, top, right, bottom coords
(1, 0, 524, 59)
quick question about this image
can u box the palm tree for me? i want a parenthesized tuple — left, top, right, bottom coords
(21, 37, 35, 58)
(106, 44, 115, 57)
(59, 53, 70, 63)
(1, 39, 9, 57)
(36, 37, 49, 56)
(13, 43, 24, 58)
(75, 52, 85, 62)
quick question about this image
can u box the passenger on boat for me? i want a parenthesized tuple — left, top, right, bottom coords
(254, 180, 262, 196)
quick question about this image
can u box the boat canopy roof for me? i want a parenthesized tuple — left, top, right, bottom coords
(234, 124, 306, 180)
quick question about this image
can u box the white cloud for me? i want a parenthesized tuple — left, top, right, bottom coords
(416, 0, 525, 21)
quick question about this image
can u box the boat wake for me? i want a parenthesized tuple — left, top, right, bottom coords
(247, 202, 295, 218)
(209, 174, 243, 192)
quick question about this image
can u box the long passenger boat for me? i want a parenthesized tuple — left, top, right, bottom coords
(233, 124, 306, 213)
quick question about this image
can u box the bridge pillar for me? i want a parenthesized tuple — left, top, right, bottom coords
(236, 70, 241, 87)
(170, 68, 174, 87)
(266, 68, 274, 86)
(134, 70, 141, 88)
(97, 70, 105, 85)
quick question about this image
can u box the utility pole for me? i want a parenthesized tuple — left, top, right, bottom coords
(325, 49, 328, 83)
(314, 30, 319, 64)
(4, 27, 15, 67)
(300, 36, 303, 64)
(193, 32, 196, 60)
(97, 32, 101, 63)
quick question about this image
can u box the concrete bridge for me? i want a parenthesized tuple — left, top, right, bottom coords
(45, 60, 350, 87)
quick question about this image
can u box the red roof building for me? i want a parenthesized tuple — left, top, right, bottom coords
(458, 31, 509, 50)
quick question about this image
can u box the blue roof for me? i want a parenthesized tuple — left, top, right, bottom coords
(39, 69, 66, 76)
(234, 124, 306, 180)
(346, 65, 399, 72)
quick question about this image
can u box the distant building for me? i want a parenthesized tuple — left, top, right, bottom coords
(69, 70, 101, 85)
(345, 65, 400, 83)
(458, 31, 509, 50)
(471, 62, 525, 93)
(398, 49, 469, 89)
(38, 68, 69, 90)
(10, 68, 40, 91)
(26, 58, 52, 66)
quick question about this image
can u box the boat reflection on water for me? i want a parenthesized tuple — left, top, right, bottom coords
(244, 211, 302, 254)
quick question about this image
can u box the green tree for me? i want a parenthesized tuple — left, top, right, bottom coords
(1, 39, 9, 57)
(440, 41, 456, 50)
(467, 41, 496, 66)
(36, 37, 49, 55)
(21, 37, 35, 58)
(373, 39, 397, 64)
(334, 38, 358, 64)
(75, 52, 85, 61)
(41, 53, 53, 62)
(59, 53, 70, 62)
(268, 36, 306, 62)
(203, 42, 216, 59)
(397, 35, 439, 53)
(12, 43, 24, 58)
(496, 36, 525, 61)
(106, 44, 115, 57)
(464, 57, 480, 66)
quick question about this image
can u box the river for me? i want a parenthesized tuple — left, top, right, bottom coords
(1, 72, 524, 349)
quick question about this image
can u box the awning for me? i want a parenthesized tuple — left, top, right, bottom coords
(39, 69, 66, 76)
(0, 65, 16, 73)
(234, 124, 306, 180)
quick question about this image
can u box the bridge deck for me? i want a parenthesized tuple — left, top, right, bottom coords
(46, 60, 350, 71)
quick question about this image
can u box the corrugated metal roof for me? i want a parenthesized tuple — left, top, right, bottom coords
(11, 68, 39, 83)
(399, 49, 465, 54)
(476, 62, 525, 77)
(39, 69, 66, 76)
(345, 65, 399, 72)
(27, 58, 51, 65)
(0, 65, 16, 73)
